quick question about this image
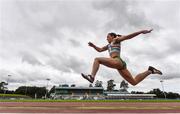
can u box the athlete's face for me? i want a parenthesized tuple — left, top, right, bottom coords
(107, 34, 113, 43)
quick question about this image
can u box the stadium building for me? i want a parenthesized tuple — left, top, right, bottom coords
(104, 91, 156, 99)
(51, 86, 104, 100)
(50, 85, 156, 100)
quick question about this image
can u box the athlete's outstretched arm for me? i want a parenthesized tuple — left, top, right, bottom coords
(88, 42, 108, 52)
(115, 29, 153, 42)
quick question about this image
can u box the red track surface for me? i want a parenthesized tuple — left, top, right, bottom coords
(0, 102, 180, 113)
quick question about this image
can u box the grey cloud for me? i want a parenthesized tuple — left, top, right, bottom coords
(21, 52, 42, 66)
(15, 0, 101, 37)
(47, 55, 71, 72)
(0, 69, 12, 81)
(129, 36, 180, 62)
(161, 75, 180, 80)
(17, 70, 45, 82)
(69, 39, 81, 47)
(166, 38, 180, 55)
(130, 49, 180, 80)
(47, 54, 88, 74)
(15, 1, 62, 41)
(152, 72, 180, 81)
(93, 0, 160, 31)
(0, 69, 23, 84)
(130, 47, 165, 61)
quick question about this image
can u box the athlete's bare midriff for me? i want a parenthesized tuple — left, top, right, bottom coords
(110, 52, 120, 58)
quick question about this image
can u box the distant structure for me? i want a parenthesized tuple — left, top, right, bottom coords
(50, 86, 104, 100)
(104, 90, 156, 99)
(50, 85, 156, 100)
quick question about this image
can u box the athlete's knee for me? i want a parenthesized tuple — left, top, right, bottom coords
(130, 81, 138, 86)
(131, 83, 137, 86)
(124, 79, 137, 86)
(131, 82, 138, 86)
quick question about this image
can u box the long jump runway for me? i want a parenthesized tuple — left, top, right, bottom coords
(0, 102, 180, 113)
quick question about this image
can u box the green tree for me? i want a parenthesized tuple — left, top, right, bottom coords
(0, 82, 8, 93)
(131, 91, 144, 94)
(120, 80, 129, 92)
(89, 84, 93, 87)
(95, 80, 103, 87)
(107, 79, 116, 91)
(166, 92, 180, 99)
(147, 88, 165, 98)
(49, 86, 55, 95)
(147, 88, 180, 99)
(15, 86, 46, 98)
(71, 84, 76, 87)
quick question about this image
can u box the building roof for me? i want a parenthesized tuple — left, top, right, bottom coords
(104, 91, 129, 94)
(107, 94, 156, 97)
(55, 86, 104, 90)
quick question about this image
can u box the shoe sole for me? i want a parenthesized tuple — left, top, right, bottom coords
(150, 66, 163, 75)
(81, 73, 93, 83)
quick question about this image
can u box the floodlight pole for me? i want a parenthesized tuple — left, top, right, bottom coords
(160, 80, 166, 99)
(45, 78, 50, 99)
(3, 75, 11, 98)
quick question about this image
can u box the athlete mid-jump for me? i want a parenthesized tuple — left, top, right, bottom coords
(81, 29, 162, 85)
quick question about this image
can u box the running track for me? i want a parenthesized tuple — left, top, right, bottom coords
(0, 102, 180, 113)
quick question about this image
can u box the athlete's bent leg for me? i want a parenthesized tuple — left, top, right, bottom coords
(91, 57, 124, 78)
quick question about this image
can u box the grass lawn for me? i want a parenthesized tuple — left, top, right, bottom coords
(0, 94, 28, 97)
(0, 99, 180, 102)
(0, 94, 31, 99)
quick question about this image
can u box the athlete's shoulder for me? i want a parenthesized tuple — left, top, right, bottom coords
(114, 35, 126, 42)
(112, 38, 121, 44)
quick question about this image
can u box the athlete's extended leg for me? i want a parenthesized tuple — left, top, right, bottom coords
(82, 57, 124, 83)
(117, 67, 162, 86)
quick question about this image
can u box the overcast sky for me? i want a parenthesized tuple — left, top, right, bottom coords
(0, 0, 180, 93)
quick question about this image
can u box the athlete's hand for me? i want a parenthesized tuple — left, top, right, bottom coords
(88, 42, 95, 47)
(141, 29, 153, 34)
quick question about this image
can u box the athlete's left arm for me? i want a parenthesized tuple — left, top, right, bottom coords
(114, 29, 153, 42)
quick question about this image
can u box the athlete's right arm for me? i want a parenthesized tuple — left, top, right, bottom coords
(88, 42, 108, 52)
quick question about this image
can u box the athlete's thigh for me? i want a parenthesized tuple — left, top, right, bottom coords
(117, 68, 136, 84)
(97, 57, 123, 69)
